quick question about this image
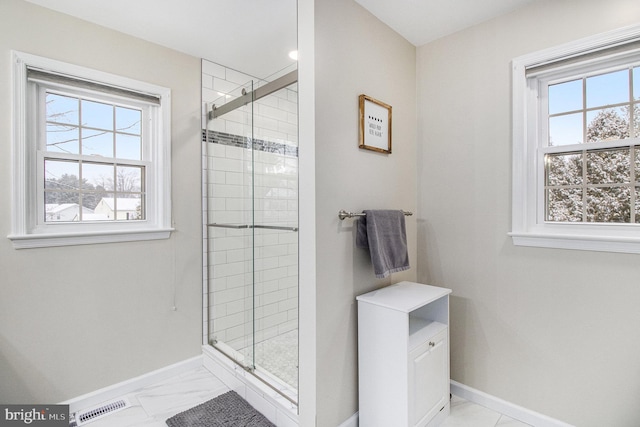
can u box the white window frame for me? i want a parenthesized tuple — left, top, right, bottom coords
(9, 51, 173, 249)
(511, 24, 640, 254)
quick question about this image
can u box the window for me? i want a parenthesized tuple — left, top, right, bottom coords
(545, 67, 640, 223)
(511, 25, 640, 253)
(10, 52, 172, 248)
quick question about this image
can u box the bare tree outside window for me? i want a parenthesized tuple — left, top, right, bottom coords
(43, 91, 144, 222)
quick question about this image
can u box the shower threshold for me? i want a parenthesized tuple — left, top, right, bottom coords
(207, 340, 298, 407)
(202, 345, 298, 425)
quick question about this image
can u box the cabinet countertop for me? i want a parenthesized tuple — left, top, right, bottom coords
(356, 281, 451, 313)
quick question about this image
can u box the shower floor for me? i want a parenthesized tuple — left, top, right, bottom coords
(253, 329, 298, 390)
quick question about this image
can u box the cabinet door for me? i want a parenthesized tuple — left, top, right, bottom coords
(408, 328, 448, 427)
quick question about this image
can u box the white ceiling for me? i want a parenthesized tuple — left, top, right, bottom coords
(25, 0, 535, 79)
(24, 0, 298, 80)
(354, 0, 537, 46)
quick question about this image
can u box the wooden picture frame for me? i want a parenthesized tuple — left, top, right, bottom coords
(359, 94, 392, 154)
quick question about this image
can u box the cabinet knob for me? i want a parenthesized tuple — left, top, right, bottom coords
(429, 341, 435, 347)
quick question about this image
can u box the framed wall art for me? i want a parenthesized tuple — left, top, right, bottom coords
(359, 94, 392, 154)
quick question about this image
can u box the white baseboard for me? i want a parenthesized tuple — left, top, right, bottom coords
(62, 358, 572, 427)
(338, 411, 358, 427)
(343, 381, 573, 427)
(339, 404, 449, 427)
(61, 355, 203, 414)
(450, 380, 575, 427)
(61, 349, 298, 427)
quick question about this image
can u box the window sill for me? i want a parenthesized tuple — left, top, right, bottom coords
(509, 231, 640, 254)
(8, 228, 174, 249)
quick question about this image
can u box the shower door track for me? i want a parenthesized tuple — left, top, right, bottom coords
(208, 69, 298, 120)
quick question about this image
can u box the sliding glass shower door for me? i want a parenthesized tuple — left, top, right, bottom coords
(207, 79, 256, 374)
(205, 73, 299, 400)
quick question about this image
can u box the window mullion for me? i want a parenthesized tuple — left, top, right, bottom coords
(630, 67, 635, 139)
(113, 163, 118, 218)
(581, 149, 588, 222)
(78, 96, 83, 222)
(582, 77, 587, 144)
(627, 68, 635, 223)
(631, 145, 636, 223)
(581, 77, 588, 222)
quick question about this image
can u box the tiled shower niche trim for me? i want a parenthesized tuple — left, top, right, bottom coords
(203, 130, 299, 158)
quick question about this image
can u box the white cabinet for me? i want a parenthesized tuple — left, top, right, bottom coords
(409, 328, 448, 426)
(357, 281, 451, 427)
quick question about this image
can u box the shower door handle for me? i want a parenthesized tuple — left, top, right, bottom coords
(207, 223, 298, 232)
(207, 223, 250, 229)
(253, 225, 298, 232)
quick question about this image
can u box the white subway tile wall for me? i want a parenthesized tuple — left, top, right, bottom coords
(201, 60, 298, 378)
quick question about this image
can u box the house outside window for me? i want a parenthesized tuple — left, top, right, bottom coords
(9, 52, 173, 249)
(511, 25, 640, 253)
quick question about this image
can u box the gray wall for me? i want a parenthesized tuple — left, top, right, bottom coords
(314, 0, 417, 425)
(416, 0, 640, 425)
(8, 0, 640, 425)
(0, 0, 202, 403)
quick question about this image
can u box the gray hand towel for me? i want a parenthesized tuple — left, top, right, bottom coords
(356, 210, 410, 278)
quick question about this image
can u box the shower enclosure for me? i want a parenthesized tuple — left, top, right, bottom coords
(202, 62, 299, 404)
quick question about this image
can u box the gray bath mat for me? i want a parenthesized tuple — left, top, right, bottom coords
(166, 390, 275, 427)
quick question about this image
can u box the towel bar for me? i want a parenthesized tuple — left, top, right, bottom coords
(338, 210, 413, 220)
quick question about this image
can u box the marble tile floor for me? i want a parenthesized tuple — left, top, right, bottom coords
(442, 395, 533, 427)
(81, 367, 230, 427)
(79, 367, 531, 427)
